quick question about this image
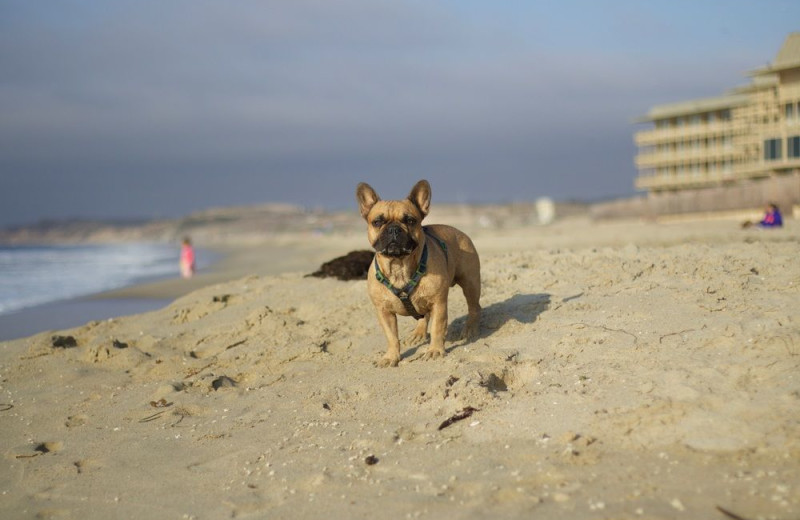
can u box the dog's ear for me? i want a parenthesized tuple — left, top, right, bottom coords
(407, 180, 431, 218)
(356, 182, 381, 220)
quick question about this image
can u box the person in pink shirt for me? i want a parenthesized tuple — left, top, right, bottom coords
(180, 237, 196, 278)
(742, 203, 783, 229)
(758, 203, 783, 227)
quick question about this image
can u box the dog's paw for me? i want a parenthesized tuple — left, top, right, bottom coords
(405, 319, 429, 346)
(376, 355, 400, 368)
(405, 331, 428, 346)
(421, 347, 445, 361)
(461, 324, 480, 342)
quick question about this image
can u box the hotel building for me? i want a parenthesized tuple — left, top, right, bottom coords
(633, 33, 800, 211)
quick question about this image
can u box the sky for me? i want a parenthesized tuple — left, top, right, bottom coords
(1, 1, 799, 227)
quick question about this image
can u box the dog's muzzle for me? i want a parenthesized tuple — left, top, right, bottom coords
(375, 224, 417, 257)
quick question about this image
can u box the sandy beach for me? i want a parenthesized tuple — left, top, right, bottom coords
(1, 215, 798, 519)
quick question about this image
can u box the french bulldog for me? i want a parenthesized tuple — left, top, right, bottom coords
(356, 180, 481, 367)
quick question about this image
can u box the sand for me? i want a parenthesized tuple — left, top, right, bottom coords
(1, 216, 798, 519)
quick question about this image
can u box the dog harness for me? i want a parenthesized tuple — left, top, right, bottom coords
(374, 227, 448, 320)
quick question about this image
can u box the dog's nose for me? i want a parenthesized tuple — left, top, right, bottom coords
(387, 224, 402, 240)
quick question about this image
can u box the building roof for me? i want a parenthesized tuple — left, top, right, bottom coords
(634, 94, 749, 123)
(635, 32, 798, 123)
(729, 73, 779, 94)
(750, 32, 800, 75)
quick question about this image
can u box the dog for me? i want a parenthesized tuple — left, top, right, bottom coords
(356, 179, 481, 367)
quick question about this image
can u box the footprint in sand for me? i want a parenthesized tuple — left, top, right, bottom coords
(65, 414, 88, 428)
(32, 441, 63, 455)
(12, 442, 60, 459)
(74, 458, 102, 474)
(212, 375, 237, 390)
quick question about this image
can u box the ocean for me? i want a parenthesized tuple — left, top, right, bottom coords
(0, 243, 182, 316)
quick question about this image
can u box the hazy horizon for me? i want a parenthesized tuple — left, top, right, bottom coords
(2, 1, 798, 228)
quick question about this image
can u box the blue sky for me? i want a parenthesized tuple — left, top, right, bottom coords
(1, 1, 798, 227)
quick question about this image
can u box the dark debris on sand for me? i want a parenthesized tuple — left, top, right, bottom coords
(51, 335, 78, 349)
(308, 250, 374, 281)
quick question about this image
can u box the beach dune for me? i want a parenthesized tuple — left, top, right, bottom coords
(1, 217, 798, 519)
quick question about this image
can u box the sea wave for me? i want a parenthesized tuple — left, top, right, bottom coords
(0, 243, 180, 315)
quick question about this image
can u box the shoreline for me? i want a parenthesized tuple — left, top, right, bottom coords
(0, 234, 367, 341)
(0, 245, 220, 342)
(1, 217, 793, 342)
(0, 296, 174, 342)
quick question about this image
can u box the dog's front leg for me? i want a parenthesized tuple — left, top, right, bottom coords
(407, 315, 429, 345)
(422, 300, 448, 360)
(376, 308, 401, 367)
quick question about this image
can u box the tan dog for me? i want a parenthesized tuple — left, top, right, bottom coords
(356, 180, 481, 367)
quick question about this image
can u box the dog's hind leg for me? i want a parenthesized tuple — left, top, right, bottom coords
(406, 315, 429, 346)
(459, 276, 481, 341)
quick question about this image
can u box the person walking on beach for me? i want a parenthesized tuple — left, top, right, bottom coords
(180, 237, 196, 278)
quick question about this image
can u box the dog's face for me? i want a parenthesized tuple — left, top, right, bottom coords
(356, 180, 431, 258)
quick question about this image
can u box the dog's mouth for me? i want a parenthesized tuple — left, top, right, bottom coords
(378, 242, 415, 257)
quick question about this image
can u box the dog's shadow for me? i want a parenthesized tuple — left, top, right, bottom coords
(401, 293, 553, 359)
(449, 292, 552, 343)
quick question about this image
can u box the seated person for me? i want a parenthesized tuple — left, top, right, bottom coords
(742, 203, 783, 228)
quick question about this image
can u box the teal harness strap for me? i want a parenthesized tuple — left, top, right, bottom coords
(373, 226, 448, 320)
(424, 227, 448, 262)
(375, 242, 428, 319)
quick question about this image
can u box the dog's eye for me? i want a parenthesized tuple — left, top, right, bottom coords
(403, 216, 417, 226)
(371, 216, 385, 228)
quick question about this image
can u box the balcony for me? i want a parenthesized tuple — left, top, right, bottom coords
(634, 122, 735, 146)
(635, 148, 737, 169)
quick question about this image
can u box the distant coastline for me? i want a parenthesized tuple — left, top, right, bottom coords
(4, 191, 794, 248)
(0, 201, 591, 246)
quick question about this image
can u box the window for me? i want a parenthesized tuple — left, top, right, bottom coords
(787, 102, 799, 126)
(723, 136, 732, 150)
(788, 136, 800, 158)
(764, 138, 782, 161)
